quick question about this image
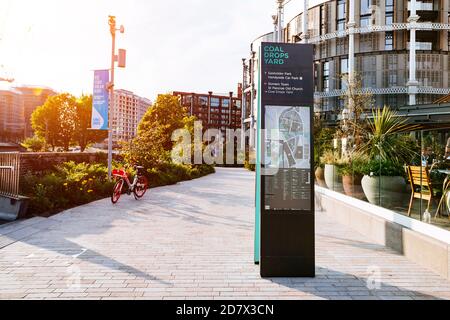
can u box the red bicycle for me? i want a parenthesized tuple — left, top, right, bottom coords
(111, 165, 148, 204)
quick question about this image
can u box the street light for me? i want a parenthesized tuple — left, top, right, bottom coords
(107, 15, 126, 180)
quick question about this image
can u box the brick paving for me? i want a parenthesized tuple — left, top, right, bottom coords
(1, 167, 450, 300)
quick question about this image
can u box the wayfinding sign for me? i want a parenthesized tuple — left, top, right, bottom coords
(255, 43, 315, 277)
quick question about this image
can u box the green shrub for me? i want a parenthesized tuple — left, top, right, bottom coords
(360, 158, 405, 177)
(22, 160, 214, 217)
(22, 161, 114, 217)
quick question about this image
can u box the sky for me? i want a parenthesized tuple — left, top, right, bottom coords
(0, 0, 305, 101)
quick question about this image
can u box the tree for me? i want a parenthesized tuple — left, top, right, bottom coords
(123, 94, 192, 168)
(21, 135, 46, 152)
(339, 73, 374, 152)
(74, 95, 107, 152)
(137, 94, 188, 151)
(31, 93, 107, 152)
(31, 93, 77, 151)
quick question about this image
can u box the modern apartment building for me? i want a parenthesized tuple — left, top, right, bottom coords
(14, 86, 56, 138)
(172, 88, 243, 132)
(0, 88, 25, 142)
(111, 89, 152, 143)
(242, 0, 450, 134)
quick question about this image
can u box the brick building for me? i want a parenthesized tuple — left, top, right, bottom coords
(172, 86, 242, 132)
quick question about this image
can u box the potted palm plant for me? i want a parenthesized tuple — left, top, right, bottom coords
(357, 106, 417, 207)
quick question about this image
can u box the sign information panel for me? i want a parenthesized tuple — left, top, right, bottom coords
(91, 69, 110, 130)
(257, 42, 315, 277)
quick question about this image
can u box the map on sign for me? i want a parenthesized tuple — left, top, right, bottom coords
(264, 106, 311, 170)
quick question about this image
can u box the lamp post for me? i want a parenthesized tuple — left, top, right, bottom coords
(107, 15, 125, 179)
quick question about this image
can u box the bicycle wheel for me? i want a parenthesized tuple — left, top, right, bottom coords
(111, 179, 124, 204)
(133, 176, 148, 200)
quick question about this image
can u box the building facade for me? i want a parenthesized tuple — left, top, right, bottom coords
(14, 86, 56, 138)
(111, 89, 152, 143)
(0, 89, 24, 142)
(243, 0, 450, 135)
(172, 88, 242, 132)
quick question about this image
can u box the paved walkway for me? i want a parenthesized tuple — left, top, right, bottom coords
(1, 168, 450, 300)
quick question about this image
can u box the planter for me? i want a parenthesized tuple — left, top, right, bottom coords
(324, 164, 343, 192)
(315, 167, 327, 188)
(361, 175, 406, 208)
(0, 195, 29, 221)
(342, 174, 365, 200)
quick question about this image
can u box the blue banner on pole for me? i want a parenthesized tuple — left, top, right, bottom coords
(91, 70, 110, 130)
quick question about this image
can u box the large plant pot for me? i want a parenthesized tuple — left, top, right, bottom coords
(315, 167, 327, 188)
(361, 175, 406, 208)
(324, 164, 343, 192)
(342, 174, 365, 200)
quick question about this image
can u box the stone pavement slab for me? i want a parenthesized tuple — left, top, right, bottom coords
(1, 168, 450, 300)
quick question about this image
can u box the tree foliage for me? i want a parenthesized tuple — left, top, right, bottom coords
(21, 135, 46, 152)
(123, 94, 193, 168)
(31, 93, 107, 151)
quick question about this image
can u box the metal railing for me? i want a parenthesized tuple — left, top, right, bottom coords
(308, 22, 450, 44)
(314, 87, 450, 99)
(0, 152, 20, 198)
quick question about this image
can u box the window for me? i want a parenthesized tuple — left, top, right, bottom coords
(337, 38, 347, 55)
(385, 32, 393, 50)
(320, 5, 327, 35)
(386, 13, 393, 25)
(323, 61, 330, 92)
(222, 99, 230, 108)
(360, 33, 377, 51)
(386, 0, 393, 11)
(360, 15, 371, 27)
(360, 0, 371, 15)
(211, 97, 220, 108)
(340, 57, 349, 89)
(448, 32, 450, 50)
(385, 0, 393, 25)
(199, 96, 208, 107)
(360, 0, 371, 27)
(340, 58, 348, 75)
(337, 0, 346, 32)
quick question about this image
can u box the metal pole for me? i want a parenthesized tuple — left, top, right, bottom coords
(302, 0, 308, 43)
(408, 0, 419, 106)
(241, 59, 247, 150)
(108, 16, 116, 180)
(277, 0, 284, 43)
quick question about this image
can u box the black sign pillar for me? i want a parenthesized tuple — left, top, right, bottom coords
(258, 42, 315, 277)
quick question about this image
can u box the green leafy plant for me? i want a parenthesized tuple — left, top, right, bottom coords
(357, 106, 418, 166)
(21, 135, 46, 152)
(314, 115, 335, 169)
(360, 158, 405, 177)
(337, 156, 367, 177)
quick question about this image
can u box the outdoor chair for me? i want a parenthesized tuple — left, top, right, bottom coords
(406, 165, 438, 217)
